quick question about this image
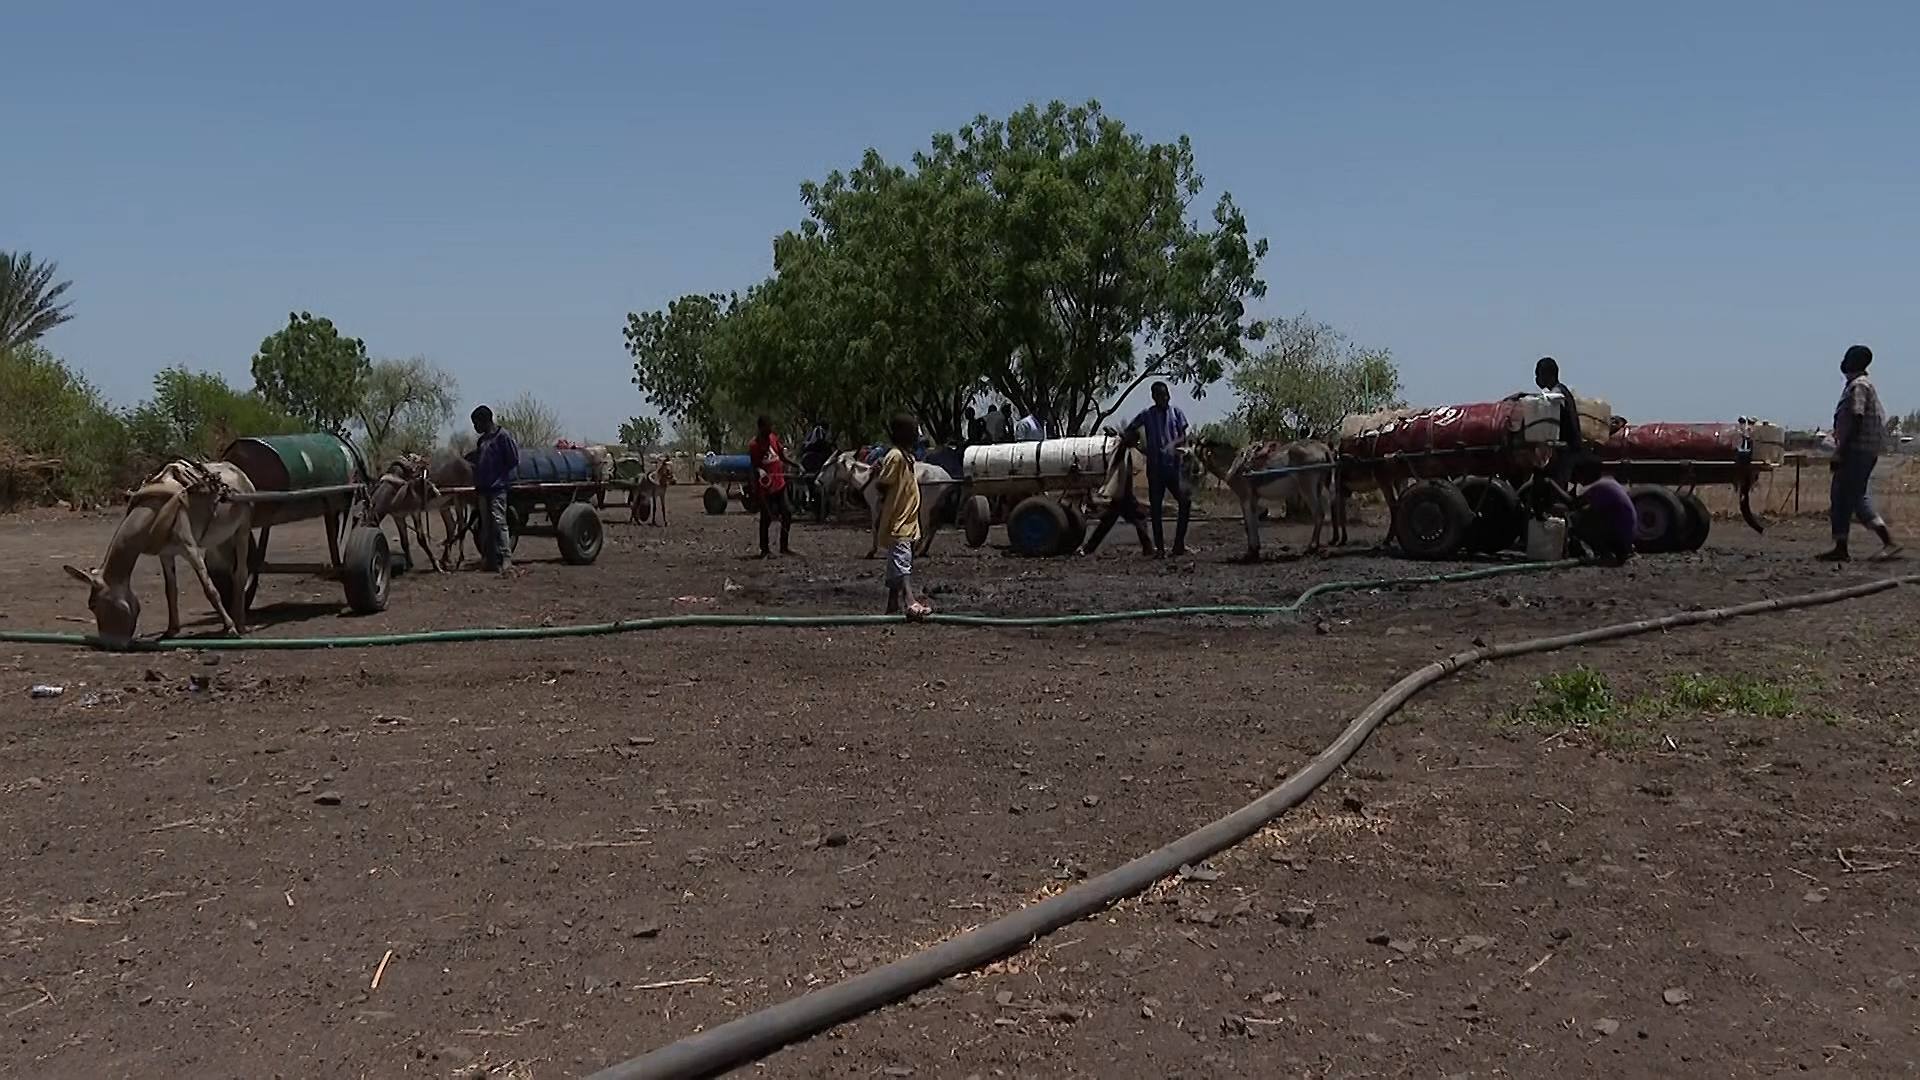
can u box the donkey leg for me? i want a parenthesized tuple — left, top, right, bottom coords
(1242, 494, 1262, 561)
(228, 529, 251, 634)
(184, 547, 240, 636)
(160, 555, 183, 638)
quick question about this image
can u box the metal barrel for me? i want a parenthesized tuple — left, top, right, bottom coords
(222, 433, 369, 528)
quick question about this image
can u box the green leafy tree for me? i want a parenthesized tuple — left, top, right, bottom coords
(250, 311, 372, 433)
(496, 391, 564, 446)
(0, 252, 76, 352)
(618, 415, 662, 454)
(625, 293, 757, 451)
(1229, 315, 1403, 442)
(127, 366, 300, 463)
(354, 355, 459, 464)
(923, 101, 1268, 435)
(0, 344, 132, 505)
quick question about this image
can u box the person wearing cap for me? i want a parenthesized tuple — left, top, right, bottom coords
(1821, 345, 1901, 562)
(469, 405, 521, 574)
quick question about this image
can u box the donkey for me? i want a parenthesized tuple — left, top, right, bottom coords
(364, 453, 444, 571)
(629, 458, 675, 526)
(366, 453, 476, 570)
(813, 450, 954, 558)
(63, 460, 255, 647)
(1185, 438, 1337, 561)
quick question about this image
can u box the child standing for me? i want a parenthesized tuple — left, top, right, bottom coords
(871, 413, 931, 619)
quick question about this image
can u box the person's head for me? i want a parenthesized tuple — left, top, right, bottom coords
(987, 403, 999, 414)
(756, 413, 773, 436)
(1843, 344, 1873, 376)
(964, 406, 976, 420)
(888, 412, 919, 449)
(1534, 357, 1559, 390)
(470, 405, 494, 435)
(1151, 381, 1171, 407)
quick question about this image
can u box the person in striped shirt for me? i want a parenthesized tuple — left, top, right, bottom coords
(1821, 344, 1901, 562)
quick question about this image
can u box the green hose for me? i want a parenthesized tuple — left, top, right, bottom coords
(1, 559, 1580, 652)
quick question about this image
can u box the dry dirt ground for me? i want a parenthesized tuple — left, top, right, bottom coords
(0, 489, 1916, 1080)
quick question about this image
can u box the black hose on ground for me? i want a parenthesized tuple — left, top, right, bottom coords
(588, 573, 1912, 1080)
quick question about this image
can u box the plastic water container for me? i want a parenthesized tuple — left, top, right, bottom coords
(1527, 516, 1568, 561)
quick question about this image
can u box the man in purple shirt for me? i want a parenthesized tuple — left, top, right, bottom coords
(1570, 476, 1636, 565)
(468, 405, 521, 575)
(1125, 381, 1192, 557)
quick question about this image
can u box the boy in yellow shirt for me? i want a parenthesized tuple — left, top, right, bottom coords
(870, 413, 931, 619)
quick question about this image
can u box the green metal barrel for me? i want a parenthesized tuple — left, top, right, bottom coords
(223, 432, 370, 527)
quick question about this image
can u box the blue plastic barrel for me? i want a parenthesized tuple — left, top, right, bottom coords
(511, 448, 597, 485)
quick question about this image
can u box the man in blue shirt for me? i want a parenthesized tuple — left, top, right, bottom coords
(1125, 381, 1192, 557)
(468, 405, 521, 575)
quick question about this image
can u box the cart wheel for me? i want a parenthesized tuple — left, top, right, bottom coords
(1678, 491, 1712, 551)
(506, 504, 526, 552)
(1395, 480, 1474, 560)
(1629, 485, 1688, 554)
(963, 496, 992, 548)
(557, 502, 605, 565)
(1457, 476, 1524, 554)
(1057, 501, 1088, 556)
(341, 526, 392, 614)
(1006, 496, 1070, 557)
(702, 485, 729, 515)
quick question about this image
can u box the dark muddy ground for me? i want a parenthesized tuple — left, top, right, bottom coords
(0, 491, 1915, 1079)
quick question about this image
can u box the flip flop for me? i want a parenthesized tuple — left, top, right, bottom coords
(905, 603, 933, 621)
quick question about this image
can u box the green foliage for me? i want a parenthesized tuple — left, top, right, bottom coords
(0, 343, 126, 506)
(496, 391, 564, 447)
(126, 366, 301, 464)
(251, 311, 372, 433)
(1651, 673, 1801, 719)
(625, 293, 744, 452)
(354, 356, 458, 465)
(1194, 417, 1250, 448)
(618, 415, 662, 454)
(0, 252, 76, 352)
(622, 99, 1269, 446)
(1229, 315, 1404, 442)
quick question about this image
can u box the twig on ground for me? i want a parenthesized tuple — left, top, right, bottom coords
(370, 948, 395, 991)
(633, 975, 711, 991)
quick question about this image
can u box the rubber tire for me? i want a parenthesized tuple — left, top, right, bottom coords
(1629, 485, 1688, 554)
(557, 502, 604, 565)
(341, 526, 392, 615)
(1678, 490, 1712, 552)
(1394, 479, 1474, 560)
(1006, 495, 1070, 557)
(963, 495, 992, 549)
(1057, 502, 1088, 556)
(506, 504, 525, 553)
(1457, 476, 1524, 554)
(702, 485, 729, 515)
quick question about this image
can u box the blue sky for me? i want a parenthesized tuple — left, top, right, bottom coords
(9, 1, 1916, 440)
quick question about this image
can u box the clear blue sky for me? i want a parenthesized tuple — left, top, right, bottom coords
(9, 0, 1916, 441)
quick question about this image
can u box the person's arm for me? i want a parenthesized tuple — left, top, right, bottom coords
(869, 452, 896, 554)
(1833, 386, 1860, 457)
(1170, 409, 1190, 448)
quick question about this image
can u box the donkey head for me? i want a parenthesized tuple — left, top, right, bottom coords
(64, 564, 140, 647)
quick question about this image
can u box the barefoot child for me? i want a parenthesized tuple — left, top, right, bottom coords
(872, 413, 931, 619)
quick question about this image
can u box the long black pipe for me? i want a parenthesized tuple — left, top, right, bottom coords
(589, 573, 1911, 1080)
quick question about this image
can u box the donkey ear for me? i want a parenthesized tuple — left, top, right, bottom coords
(62, 564, 94, 585)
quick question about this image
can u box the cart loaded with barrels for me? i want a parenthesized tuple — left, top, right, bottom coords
(1330, 395, 1783, 560)
(438, 445, 609, 565)
(956, 435, 1131, 557)
(215, 432, 397, 615)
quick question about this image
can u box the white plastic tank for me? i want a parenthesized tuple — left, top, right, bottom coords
(964, 436, 1117, 486)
